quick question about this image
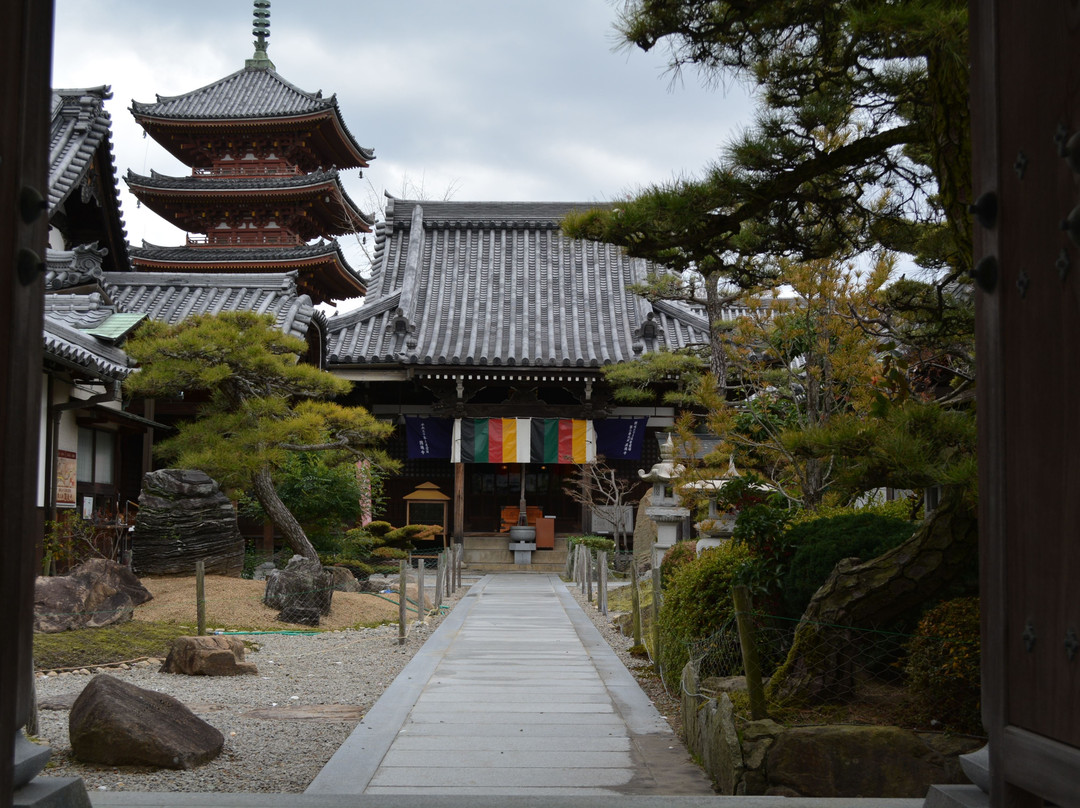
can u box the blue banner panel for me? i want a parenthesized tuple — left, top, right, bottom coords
(594, 418, 647, 460)
(405, 416, 453, 459)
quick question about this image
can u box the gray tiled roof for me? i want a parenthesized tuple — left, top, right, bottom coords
(43, 294, 133, 380)
(128, 240, 350, 264)
(126, 167, 350, 193)
(124, 168, 374, 231)
(46, 244, 108, 291)
(130, 66, 373, 163)
(103, 271, 315, 340)
(50, 87, 111, 212)
(326, 198, 711, 368)
(127, 240, 367, 305)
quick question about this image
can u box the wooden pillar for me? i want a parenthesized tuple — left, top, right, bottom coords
(260, 521, 275, 562)
(1, 1, 55, 801)
(453, 461, 464, 543)
(140, 397, 155, 479)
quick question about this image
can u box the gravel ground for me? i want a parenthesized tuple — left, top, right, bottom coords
(32, 574, 685, 794)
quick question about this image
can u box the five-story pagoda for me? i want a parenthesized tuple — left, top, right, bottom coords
(125, 1, 374, 305)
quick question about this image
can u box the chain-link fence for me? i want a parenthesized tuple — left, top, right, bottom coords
(33, 546, 465, 674)
(684, 608, 983, 736)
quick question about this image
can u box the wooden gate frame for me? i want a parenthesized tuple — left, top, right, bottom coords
(971, 4, 1080, 806)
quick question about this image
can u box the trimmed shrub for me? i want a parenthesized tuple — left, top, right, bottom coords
(905, 596, 981, 734)
(318, 556, 375, 580)
(371, 546, 408, 560)
(656, 542, 752, 690)
(781, 511, 916, 618)
(659, 539, 699, 589)
(568, 534, 616, 554)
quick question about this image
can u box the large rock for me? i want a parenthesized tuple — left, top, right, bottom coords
(160, 635, 258, 676)
(34, 559, 153, 633)
(326, 565, 362, 593)
(766, 724, 974, 797)
(69, 674, 223, 769)
(264, 555, 333, 623)
(131, 469, 244, 577)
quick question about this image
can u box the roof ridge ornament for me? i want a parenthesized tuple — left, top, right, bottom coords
(246, 0, 276, 70)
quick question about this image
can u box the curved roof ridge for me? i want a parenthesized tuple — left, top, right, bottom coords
(129, 66, 373, 165)
(131, 65, 328, 117)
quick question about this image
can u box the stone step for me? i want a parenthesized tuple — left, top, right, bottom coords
(465, 562, 567, 573)
(462, 534, 567, 574)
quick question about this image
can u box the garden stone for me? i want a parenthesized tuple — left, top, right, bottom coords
(277, 604, 323, 626)
(251, 562, 276, 581)
(159, 635, 258, 676)
(264, 555, 334, 621)
(131, 469, 244, 576)
(766, 724, 972, 797)
(69, 674, 223, 769)
(325, 565, 362, 593)
(34, 559, 152, 633)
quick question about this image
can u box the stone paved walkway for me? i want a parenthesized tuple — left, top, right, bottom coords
(306, 573, 715, 797)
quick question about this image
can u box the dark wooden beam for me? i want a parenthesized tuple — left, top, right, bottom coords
(0, 0, 53, 801)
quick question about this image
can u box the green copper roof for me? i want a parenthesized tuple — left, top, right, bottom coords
(84, 312, 148, 343)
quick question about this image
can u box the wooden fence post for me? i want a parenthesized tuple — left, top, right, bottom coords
(586, 548, 593, 603)
(435, 551, 445, 608)
(651, 565, 662, 671)
(398, 560, 407, 646)
(417, 559, 426, 620)
(598, 551, 608, 615)
(195, 560, 206, 636)
(631, 563, 642, 646)
(733, 585, 767, 720)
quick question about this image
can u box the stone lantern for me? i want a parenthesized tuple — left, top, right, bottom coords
(638, 434, 690, 568)
(683, 457, 742, 555)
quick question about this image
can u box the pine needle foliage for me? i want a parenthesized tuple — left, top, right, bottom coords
(124, 312, 396, 561)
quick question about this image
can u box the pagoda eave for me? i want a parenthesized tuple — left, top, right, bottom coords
(126, 183, 373, 237)
(129, 250, 367, 304)
(132, 110, 373, 171)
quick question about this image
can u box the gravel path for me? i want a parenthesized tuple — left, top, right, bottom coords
(32, 575, 685, 794)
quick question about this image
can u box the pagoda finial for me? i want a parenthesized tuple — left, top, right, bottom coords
(246, 0, 275, 69)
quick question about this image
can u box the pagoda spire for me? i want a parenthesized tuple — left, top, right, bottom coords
(245, 0, 275, 70)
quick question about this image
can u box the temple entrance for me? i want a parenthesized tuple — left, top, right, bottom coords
(461, 463, 581, 535)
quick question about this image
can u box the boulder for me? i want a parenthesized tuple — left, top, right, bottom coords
(131, 469, 244, 577)
(251, 561, 277, 581)
(277, 605, 322, 626)
(325, 565, 362, 593)
(766, 724, 974, 797)
(34, 559, 153, 633)
(69, 674, 223, 769)
(264, 555, 333, 623)
(159, 635, 258, 676)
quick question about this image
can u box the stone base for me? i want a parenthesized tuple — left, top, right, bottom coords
(508, 541, 536, 564)
(924, 784, 990, 808)
(13, 777, 91, 808)
(14, 732, 51, 789)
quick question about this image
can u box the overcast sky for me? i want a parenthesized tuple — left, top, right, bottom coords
(51, 0, 755, 304)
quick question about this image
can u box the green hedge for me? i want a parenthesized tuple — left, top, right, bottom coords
(905, 596, 981, 734)
(656, 542, 751, 690)
(781, 512, 916, 618)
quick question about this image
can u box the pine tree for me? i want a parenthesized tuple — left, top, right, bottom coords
(124, 312, 395, 562)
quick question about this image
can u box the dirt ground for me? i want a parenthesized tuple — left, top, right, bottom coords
(133, 575, 420, 631)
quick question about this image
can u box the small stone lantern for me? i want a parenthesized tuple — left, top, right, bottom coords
(638, 435, 690, 568)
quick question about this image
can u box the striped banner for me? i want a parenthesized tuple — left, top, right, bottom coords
(452, 418, 595, 464)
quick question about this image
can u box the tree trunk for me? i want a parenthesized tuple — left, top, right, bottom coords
(251, 466, 319, 562)
(766, 491, 977, 705)
(704, 276, 730, 398)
